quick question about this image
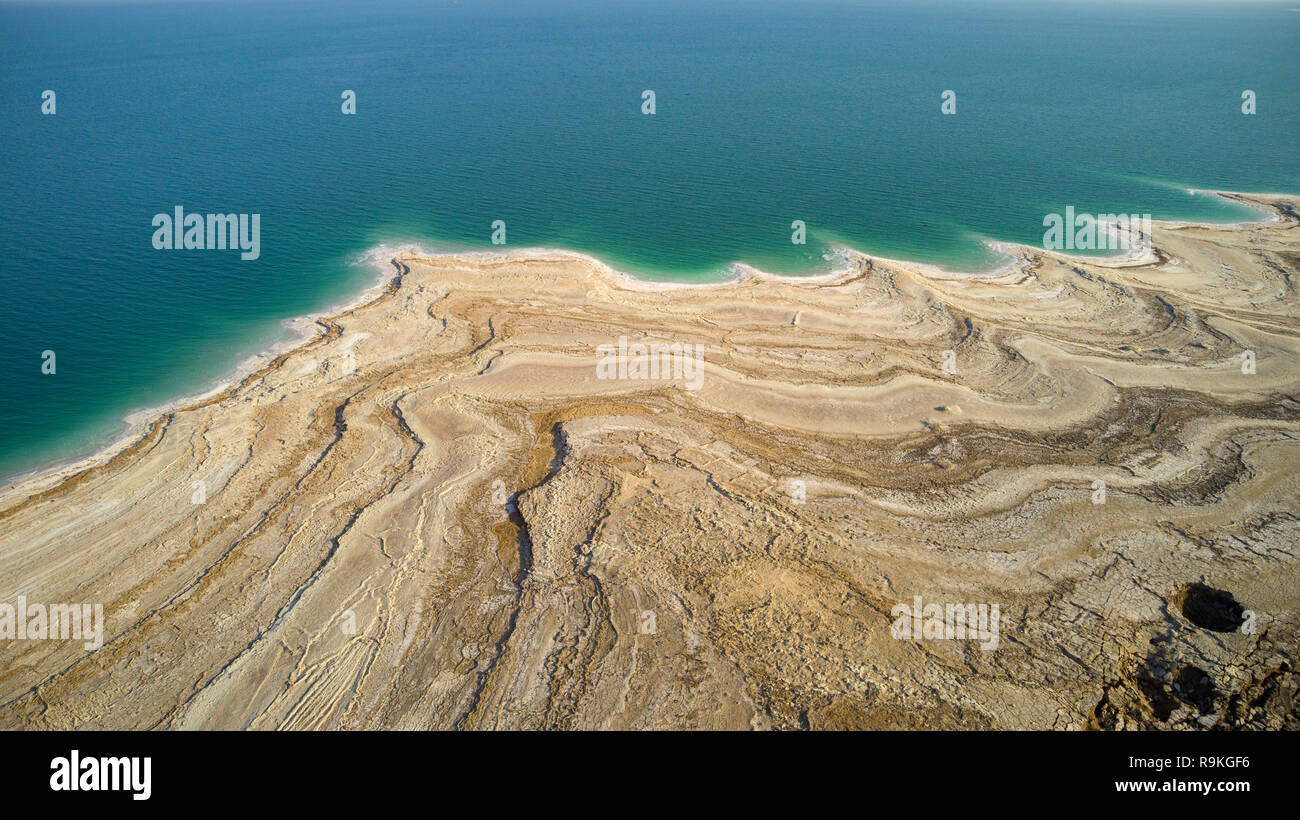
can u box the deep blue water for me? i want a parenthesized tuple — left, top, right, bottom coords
(1, 0, 1297, 480)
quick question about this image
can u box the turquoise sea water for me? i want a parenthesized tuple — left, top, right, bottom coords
(1, 0, 1297, 480)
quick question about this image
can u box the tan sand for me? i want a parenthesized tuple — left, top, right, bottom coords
(1, 192, 1297, 729)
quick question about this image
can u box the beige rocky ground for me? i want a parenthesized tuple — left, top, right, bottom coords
(1, 193, 1297, 730)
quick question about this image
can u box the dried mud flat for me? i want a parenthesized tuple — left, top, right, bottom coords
(2, 193, 1298, 730)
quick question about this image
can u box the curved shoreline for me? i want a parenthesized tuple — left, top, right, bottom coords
(1, 189, 1297, 729)
(0, 189, 1292, 504)
(0, 260, 408, 505)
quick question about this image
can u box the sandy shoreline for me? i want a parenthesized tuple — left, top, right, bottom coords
(1, 191, 1297, 730)
(1, 191, 1287, 502)
(0, 257, 402, 503)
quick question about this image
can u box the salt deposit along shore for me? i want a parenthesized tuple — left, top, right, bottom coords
(1, 192, 1297, 729)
